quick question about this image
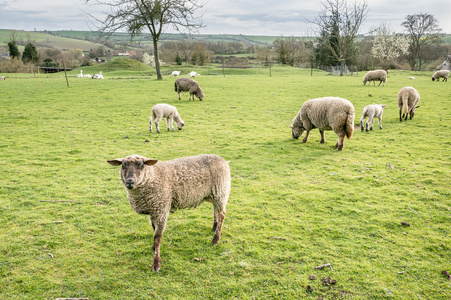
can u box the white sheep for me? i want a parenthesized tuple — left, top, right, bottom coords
(397, 87, 420, 121)
(290, 97, 355, 151)
(77, 70, 83, 78)
(431, 70, 449, 82)
(363, 70, 387, 86)
(189, 71, 199, 78)
(149, 103, 185, 133)
(360, 104, 387, 132)
(170, 71, 180, 78)
(0, 76, 5, 81)
(107, 154, 231, 272)
(174, 77, 204, 101)
(84, 73, 92, 78)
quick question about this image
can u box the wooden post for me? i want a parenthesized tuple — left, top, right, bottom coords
(62, 60, 69, 87)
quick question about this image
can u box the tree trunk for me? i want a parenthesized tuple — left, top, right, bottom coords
(153, 38, 162, 80)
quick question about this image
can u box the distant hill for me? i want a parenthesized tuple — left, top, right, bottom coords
(0, 29, 283, 52)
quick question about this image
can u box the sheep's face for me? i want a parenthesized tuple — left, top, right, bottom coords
(410, 105, 420, 119)
(107, 155, 158, 190)
(290, 125, 305, 139)
(196, 90, 204, 101)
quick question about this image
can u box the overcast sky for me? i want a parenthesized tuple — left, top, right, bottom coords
(0, 0, 450, 36)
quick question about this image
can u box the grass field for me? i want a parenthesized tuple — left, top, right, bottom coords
(0, 64, 450, 299)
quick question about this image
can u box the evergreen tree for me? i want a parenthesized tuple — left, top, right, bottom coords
(7, 41, 20, 59)
(22, 43, 39, 64)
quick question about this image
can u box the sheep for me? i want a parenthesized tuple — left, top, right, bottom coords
(189, 71, 199, 78)
(397, 87, 420, 121)
(0, 76, 5, 81)
(290, 97, 355, 151)
(149, 103, 185, 133)
(84, 73, 92, 78)
(77, 70, 83, 78)
(107, 153, 231, 272)
(363, 70, 387, 86)
(360, 104, 387, 132)
(431, 70, 449, 82)
(170, 71, 180, 78)
(174, 77, 204, 101)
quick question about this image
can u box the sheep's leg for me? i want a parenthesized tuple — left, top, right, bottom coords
(177, 91, 182, 100)
(168, 116, 175, 131)
(154, 115, 163, 133)
(212, 209, 226, 245)
(378, 116, 383, 129)
(150, 214, 168, 272)
(360, 118, 364, 132)
(302, 130, 310, 143)
(212, 209, 218, 232)
(399, 109, 403, 122)
(319, 130, 326, 144)
(369, 116, 374, 131)
(335, 135, 345, 151)
(149, 116, 154, 133)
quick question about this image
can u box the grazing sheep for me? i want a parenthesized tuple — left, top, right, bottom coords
(409, 77, 415, 80)
(189, 71, 199, 78)
(397, 87, 420, 121)
(363, 70, 387, 86)
(107, 154, 231, 272)
(149, 103, 185, 133)
(431, 70, 449, 82)
(174, 77, 204, 101)
(170, 71, 180, 78)
(290, 97, 355, 151)
(360, 104, 387, 132)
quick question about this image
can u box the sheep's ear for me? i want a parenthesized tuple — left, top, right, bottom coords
(107, 158, 124, 166)
(415, 105, 420, 108)
(289, 124, 294, 128)
(382, 104, 387, 108)
(143, 159, 158, 166)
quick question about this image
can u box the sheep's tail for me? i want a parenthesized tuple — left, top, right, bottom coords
(174, 81, 177, 92)
(402, 93, 409, 115)
(345, 110, 355, 139)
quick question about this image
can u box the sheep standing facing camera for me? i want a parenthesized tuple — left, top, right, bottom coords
(107, 154, 231, 272)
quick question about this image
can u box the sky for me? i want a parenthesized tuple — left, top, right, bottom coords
(0, 0, 450, 36)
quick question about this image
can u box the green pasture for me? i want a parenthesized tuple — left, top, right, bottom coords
(0, 65, 450, 299)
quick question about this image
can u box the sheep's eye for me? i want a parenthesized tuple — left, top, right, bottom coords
(137, 162, 144, 169)
(121, 162, 129, 169)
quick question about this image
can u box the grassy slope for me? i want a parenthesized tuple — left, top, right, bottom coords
(0, 66, 450, 299)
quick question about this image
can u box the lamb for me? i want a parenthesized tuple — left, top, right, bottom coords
(107, 154, 231, 272)
(363, 70, 387, 86)
(149, 103, 185, 133)
(170, 71, 180, 78)
(431, 70, 449, 82)
(397, 87, 420, 121)
(189, 71, 199, 78)
(174, 77, 204, 101)
(360, 104, 387, 132)
(290, 97, 355, 151)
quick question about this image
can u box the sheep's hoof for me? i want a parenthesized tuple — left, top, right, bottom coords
(157, 130, 160, 133)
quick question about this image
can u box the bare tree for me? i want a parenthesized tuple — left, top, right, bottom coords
(402, 13, 442, 71)
(84, 0, 205, 79)
(313, 0, 368, 75)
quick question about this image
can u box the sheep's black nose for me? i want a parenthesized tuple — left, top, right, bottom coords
(125, 179, 135, 189)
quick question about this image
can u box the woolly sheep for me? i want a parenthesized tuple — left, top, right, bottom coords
(360, 104, 387, 132)
(170, 71, 180, 78)
(363, 70, 387, 86)
(0, 76, 5, 81)
(290, 97, 355, 151)
(174, 77, 204, 101)
(189, 71, 199, 78)
(149, 103, 185, 133)
(397, 87, 420, 121)
(107, 154, 231, 272)
(431, 70, 449, 82)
